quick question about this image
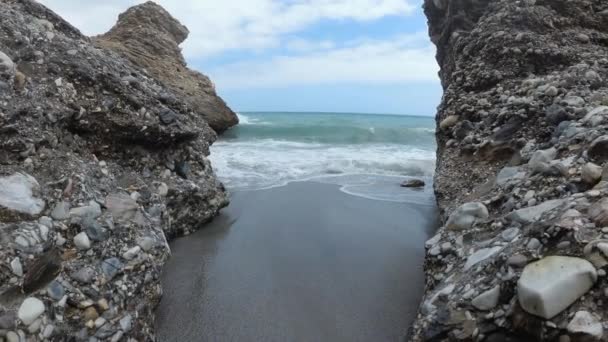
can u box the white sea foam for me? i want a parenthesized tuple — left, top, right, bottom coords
(209, 139, 436, 204)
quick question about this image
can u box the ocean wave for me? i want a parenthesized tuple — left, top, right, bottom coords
(209, 139, 436, 202)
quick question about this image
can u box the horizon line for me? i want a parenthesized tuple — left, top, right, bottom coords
(237, 111, 436, 118)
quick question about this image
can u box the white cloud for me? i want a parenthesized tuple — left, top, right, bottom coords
(37, 0, 439, 90)
(209, 33, 439, 89)
(38, 0, 416, 58)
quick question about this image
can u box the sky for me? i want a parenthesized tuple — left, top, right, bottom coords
(38, 0, 442, 116)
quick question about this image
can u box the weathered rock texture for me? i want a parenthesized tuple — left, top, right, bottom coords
(414, 0, 608, 341)
(0, 0, 228, 340)
(96, 1, 238, 133)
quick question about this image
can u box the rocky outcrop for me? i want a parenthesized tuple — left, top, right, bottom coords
(95, 1, 239, 134)
(0, 0, 228, 340)
(414, 0, 608, 341)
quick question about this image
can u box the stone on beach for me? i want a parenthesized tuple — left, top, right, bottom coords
(518, 256, 597, 319)
(400, 179, 425, 188)
(446, 202, 489, 230)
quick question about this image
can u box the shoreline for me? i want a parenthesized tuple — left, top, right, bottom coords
(156, 181, 438, 341)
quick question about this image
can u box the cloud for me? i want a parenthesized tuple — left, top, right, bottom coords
(38, 0, 416, 58)
(207, 33, 439, 89)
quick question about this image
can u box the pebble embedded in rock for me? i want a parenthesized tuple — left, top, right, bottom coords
(528, 148, 557, 174)
(567, 311, 603, 339)
(122, 246, 141, 260)
(73, 232, 91, 250)
(589, 198, 608, 227)
(50, 201, 70, 220)
(101, 257, 124, 280)
(0, 311, 16, 329)
(518, 256, 597, 319)
(501, 227, 520, 242)
(0, 173, 45, 216)
(464, 246, 502, 270)
(70, 267, 96, 284)
(137, 236, 155, 252)
(120, 314, 133, 332)
(105, 193, 144, 225)
(158, 182, 169, 196)
(507, 199, 565, 224)
(0, 50, 15, 77)
(47, 280, 65, 300)
(588, 136, 608, 163)
(10, 257, 23, 276)
(471, 285, 500, 311)
(582, 162, 603, 185)
(440, 115, 459, 130)
(446, 202, 489, 230)
(69, 201, 102, 220)
(83, 306, 99, 322)
(507, 254, 528, 268)
(17, 297, 45, 325)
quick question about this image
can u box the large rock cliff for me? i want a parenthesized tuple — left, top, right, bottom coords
(96, 1, 239, 134)
(0, 0, 228, 340)
(414, 0, 608, 341)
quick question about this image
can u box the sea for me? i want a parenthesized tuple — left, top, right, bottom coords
(209, 112, 437, 205)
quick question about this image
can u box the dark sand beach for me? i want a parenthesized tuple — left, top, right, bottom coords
(156, 181, 437, 342)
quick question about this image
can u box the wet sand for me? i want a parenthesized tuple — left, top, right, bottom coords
(155, 181, 437, 342)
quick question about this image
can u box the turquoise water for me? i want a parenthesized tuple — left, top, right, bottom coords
(209, 112, 437, 204)
(222, 112, 436, 147)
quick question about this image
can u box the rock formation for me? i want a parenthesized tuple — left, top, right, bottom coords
(96, 1, 239, 133)
(0, 0, 228, 340)
(414, 0, 608, 340)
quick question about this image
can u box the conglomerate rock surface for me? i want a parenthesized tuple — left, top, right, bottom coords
(0, 0, 228, 340)
(412, 0, 608, 341)
(96, 1, 239, 134)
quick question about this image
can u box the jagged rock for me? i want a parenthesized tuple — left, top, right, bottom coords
(567, 311, 603, 340)
(0, 50, 15, 78)
(95, 1, 238, 133)
(0, 173, 45, 216)
(17, 298, 45, 325)
(445, 202, 489, 230)
(518, 256, 597, 319)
